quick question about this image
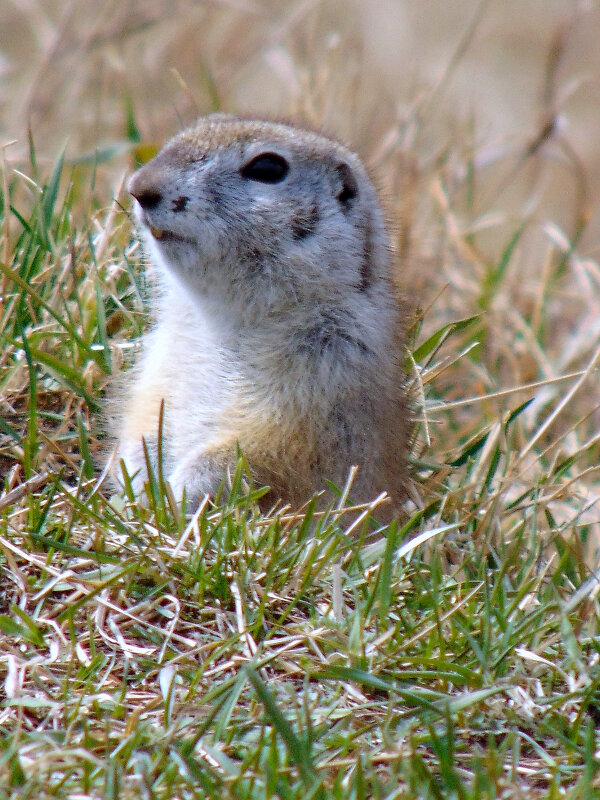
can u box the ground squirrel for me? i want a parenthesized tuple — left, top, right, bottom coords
(112, 114, 409, 515)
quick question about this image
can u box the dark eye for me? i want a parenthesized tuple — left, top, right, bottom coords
(241, 153, 289, 183)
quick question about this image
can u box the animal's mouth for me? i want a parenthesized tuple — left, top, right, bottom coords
(137, 206, 192, 244)
(148, 225, 186, 243)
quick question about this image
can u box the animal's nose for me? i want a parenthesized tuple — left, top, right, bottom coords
(128, 169, 163, 210)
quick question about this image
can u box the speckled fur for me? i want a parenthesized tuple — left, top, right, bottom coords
(111, 114, 409, 515)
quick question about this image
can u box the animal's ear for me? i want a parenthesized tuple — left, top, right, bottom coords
(334, 162, 359, 209)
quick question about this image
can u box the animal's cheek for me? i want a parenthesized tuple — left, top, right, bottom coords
(291, 202, 320, 241)
(197, 181, 227, 213)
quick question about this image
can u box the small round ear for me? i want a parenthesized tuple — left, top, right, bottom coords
(335, 162, 359, 209)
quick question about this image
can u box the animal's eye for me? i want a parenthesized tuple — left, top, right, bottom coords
(241, 153, 289, 183)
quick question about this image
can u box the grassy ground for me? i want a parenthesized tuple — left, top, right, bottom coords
(2, 2, 600, 798)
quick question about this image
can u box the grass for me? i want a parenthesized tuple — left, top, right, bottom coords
(2, 3, 600, 798)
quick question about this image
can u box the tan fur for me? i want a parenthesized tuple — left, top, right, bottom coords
(110, 114, 409, 516)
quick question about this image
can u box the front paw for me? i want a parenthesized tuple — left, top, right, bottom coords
(166, 461, 225, 509)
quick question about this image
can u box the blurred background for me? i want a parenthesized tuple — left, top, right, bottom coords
(2, 0, 599, 251)
(2, 0, 599, 234)
(2, 0, 600, 469)
(0, 0, 600, 284)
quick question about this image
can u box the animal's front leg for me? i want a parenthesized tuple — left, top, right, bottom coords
(166, 445, 239, 509)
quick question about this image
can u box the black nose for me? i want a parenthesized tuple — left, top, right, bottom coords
(128, 169, 163, 210)
(132, 188, 162, 210)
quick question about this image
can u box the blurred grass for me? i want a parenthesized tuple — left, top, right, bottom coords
(1, 1, 600, 797)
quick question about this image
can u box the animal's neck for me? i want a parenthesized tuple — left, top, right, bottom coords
(156, 274, 389, 423)
(164, 272, 362, 341)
